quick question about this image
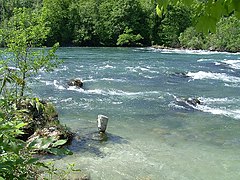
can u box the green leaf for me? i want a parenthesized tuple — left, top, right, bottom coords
(35, 162, 49, 169)
(211, 0, 225, 19)
(15, 122, 27, 129)
(40, 137, 54, 149)
(232, 0, 240, 12)
(26, 158, 39, 165)
(156, 5, 163, 17)
(48, 147, 73, 155)
(196, 15, 217, 34)
(52, 139, 67, 147)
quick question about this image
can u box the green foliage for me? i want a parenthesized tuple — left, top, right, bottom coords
(0, 0, 239, 51)
(179, 15, 240, 52)
(69, 0, 99, 46)
(0, 5, 74, 179)
(206, 16, 240, 52)
(0, 7, 61, 97)
(155, 0, 240, 33)
(153, 5, 192, 46)
(0, 98, 40, 179)
(42, 0, 73, 46)
(117, 27, 143, 46)
(95, 0, 148, 46)
(179, 27, 206, 49)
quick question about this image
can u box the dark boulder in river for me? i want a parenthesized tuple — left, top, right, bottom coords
(174, 97, 201, 111)
(171, 72, 190, 78)
(67, 78, 83, 88)
(186, 98, 201, 106)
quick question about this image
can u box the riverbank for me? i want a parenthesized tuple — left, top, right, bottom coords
(151, 45, 240, 53)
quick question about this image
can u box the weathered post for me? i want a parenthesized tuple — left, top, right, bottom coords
(97, 115, 108, 133)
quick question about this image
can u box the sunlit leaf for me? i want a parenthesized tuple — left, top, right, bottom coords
(156, 5, 163, 17)
(15, 122, 27, 129)
(52, 139, 67, 147)
(48, 147, 73, 155)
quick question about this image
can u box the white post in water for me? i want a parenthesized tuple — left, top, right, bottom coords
(97, 115, 108, 133)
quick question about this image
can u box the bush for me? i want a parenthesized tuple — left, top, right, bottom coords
(179, 27, 206, 49)
(117, 27, 143, 46)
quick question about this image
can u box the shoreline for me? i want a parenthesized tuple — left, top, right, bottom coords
(151, 45, 240, 54)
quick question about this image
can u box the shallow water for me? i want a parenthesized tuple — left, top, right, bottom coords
(31, 47, 240, 179)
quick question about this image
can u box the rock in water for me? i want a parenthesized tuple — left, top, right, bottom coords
(186, 98, 201, 106)
(67, 79, 83, 88)
(97, 115, 109, 133)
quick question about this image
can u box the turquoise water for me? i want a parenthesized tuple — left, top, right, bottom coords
(32, 47, 240, 179)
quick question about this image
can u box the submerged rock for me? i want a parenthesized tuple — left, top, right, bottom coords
(67, 78, 83, 88)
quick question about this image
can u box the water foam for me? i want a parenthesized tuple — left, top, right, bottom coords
(58, 85, 160, 98)
(148, 47, 240, 55)
(187, 71, 240, 83)
(126, 66, 159, 74)
(53, 80, 65, 90)
(195, 97, 240, 120)
(221, 60, 240, 70)
(197, 105, 240, 120)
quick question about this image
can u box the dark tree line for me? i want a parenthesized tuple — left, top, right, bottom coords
(0, 0, 239, 52)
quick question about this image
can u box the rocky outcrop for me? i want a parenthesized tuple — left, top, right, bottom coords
(16, 98, 73, 152)
(67, 79, 83, 88)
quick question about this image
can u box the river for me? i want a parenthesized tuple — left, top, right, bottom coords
(31, 47, 240, 179)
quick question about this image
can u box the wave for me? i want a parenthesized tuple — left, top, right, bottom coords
(220, 59, 240, 70)
(55, 65, 68, 72)
(196, 97, 240, 120)
(126, 66, 159, 74)
(53, 80, 65, 90)
(170, 96, 240, 120)
(187, 71, 240, 83)
(144, 47, 240, 55)
(98, 64, 116, 69)
(83, 78, 126, 83)
(197, 58, 216, 62)
(197, 105, 240, 120)
(52, 82, 160, 97)
(79, 89, 160, 97)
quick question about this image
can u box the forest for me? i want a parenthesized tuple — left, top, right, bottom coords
(0, 0, 239, 52)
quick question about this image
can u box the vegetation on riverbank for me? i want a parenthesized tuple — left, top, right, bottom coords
(0, 6, 76, 179)
(0, 0, 239, 52)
